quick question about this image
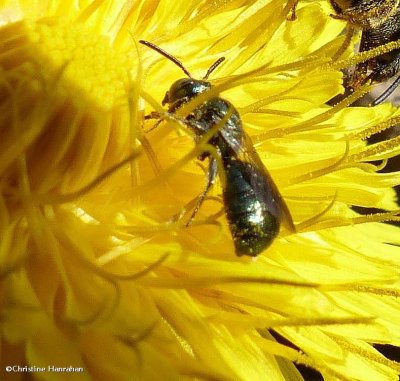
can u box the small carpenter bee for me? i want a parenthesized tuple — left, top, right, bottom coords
(139, 40, 293, 257)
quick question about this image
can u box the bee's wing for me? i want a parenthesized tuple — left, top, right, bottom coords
(219, 126, 242, 155)
(240, 132, 295, 233)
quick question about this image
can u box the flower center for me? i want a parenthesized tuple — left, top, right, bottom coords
(1, 18, 133, 110)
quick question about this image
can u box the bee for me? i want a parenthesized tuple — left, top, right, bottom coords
(289, 1, 398, 27)
(328, 0, 399, 29)
(288, 1, 400, 104)
(351, 5, 400, 104)
(139, 40, 293, 257)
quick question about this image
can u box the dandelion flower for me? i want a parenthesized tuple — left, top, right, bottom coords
(1, 1, 400, 381)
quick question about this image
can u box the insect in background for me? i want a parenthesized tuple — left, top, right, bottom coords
(288, 0, 400, 105)
(139, 40, 294, 257)
(352, 4, 400, 104)
(289, 1, 398, 28)
(328, 0, 399, 29)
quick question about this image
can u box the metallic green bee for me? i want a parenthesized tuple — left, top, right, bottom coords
(140, 40, 293, 256)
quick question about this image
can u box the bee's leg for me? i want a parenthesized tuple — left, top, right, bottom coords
(185, 157, 218, 227)
(144, 111, 161, 120)
(350, 30, 374, 89)
(287, 0, 299, 21)
(143, 111, 163, 132)
(332, 26, 354, 60)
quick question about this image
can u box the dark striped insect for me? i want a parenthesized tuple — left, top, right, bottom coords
(139, 40, 293, 256)
(351, 4, 400, 104)
(289, 0, 400, 104)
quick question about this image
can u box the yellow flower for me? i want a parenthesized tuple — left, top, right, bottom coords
(1, 1, 400, 380)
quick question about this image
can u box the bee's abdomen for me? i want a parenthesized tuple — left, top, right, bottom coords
(222, 158, 281, 256)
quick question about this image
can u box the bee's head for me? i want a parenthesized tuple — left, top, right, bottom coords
(162, 78, 211, 111)
(139, 40, 225, 110)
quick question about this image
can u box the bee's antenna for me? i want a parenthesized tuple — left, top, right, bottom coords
(139, 40, 193, 78)
(203, 57, 225, 80)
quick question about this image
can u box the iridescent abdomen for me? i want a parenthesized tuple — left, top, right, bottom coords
(222, 157, 282, 256)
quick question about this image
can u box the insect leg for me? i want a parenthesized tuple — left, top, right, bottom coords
(144, 111, 161, 120)
(333, 27, 355, 60)
(143, 111, 163, 132)
(185, 157, 218, 227)
(287, 0, 299, 21)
